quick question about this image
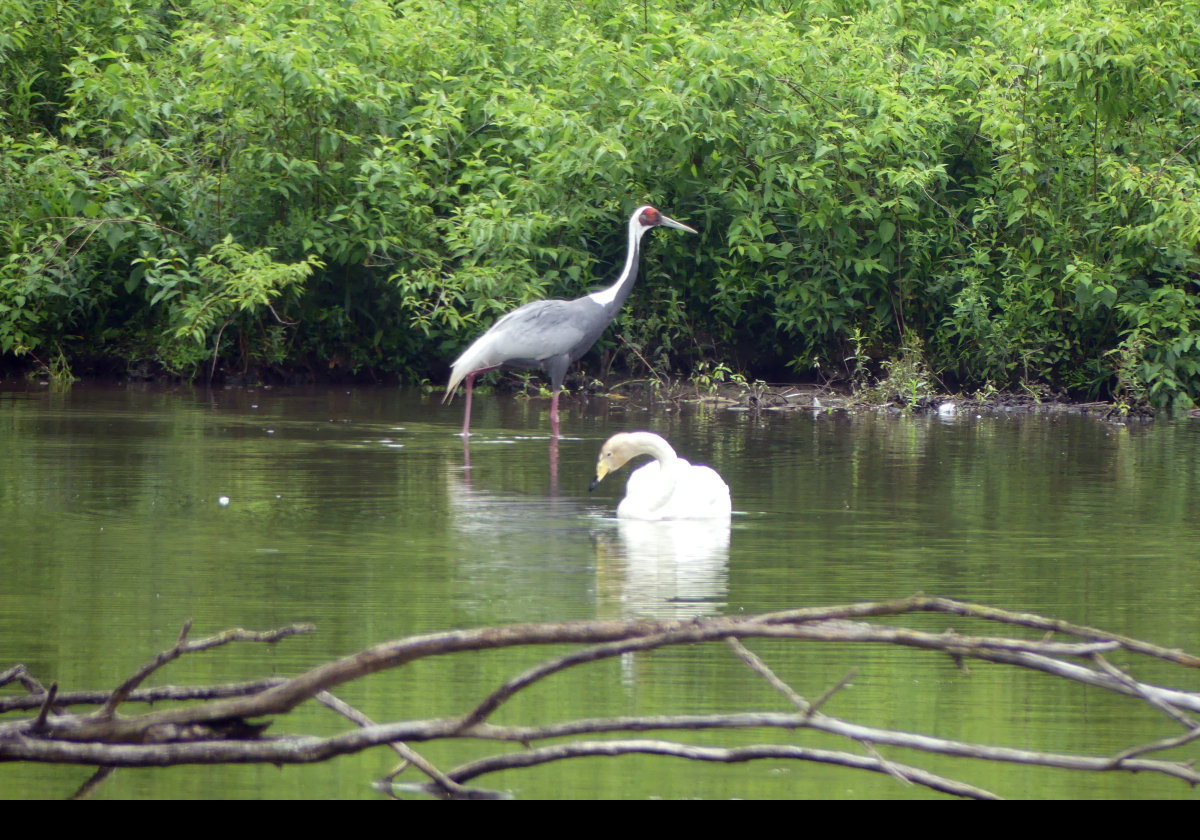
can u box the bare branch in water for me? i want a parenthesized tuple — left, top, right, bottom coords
(2, 598, 1198, 799)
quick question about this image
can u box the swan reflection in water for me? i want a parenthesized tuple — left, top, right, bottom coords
(594, 517, 730, 620)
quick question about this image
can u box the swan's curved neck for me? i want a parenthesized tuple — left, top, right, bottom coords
(632, 433, 679, 513)
(630, 432, 677, 465)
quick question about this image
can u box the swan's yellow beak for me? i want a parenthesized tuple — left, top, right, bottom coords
(589, 461, 611, 492)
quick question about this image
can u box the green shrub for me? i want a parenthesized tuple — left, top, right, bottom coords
(1, 0, 1197, 406)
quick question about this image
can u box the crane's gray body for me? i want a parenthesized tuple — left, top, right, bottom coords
(447, 262, 637, 393)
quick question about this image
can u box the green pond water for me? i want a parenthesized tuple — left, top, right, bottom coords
(2, 383, 1198, 799)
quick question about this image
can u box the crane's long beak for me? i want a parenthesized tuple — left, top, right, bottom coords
(660, 215, 698, 235)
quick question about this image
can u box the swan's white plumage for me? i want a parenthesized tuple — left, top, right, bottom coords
(592, 432, 731, 521)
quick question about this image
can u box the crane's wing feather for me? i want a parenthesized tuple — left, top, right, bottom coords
(445, 299, 599, 400)
(489, 296, 597, 360)
(484, 299, 594, 364)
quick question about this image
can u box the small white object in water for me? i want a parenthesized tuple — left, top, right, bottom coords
(218, 495, 230, 506)
(938, 402, 957, 419)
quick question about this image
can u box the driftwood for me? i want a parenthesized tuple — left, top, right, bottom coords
(2, 596, 1198, 799)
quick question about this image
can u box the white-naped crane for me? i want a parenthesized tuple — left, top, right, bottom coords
(443, 205, 697, 437)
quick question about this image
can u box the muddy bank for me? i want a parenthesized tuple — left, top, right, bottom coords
(591, 377, 1159, 423)
(2, 364, 1161, 423)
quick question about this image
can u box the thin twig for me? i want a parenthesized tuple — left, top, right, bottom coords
(1091, 654, 1200, 731)
(616, 335, 667, 385)
(314, 691, 474, 800)
(806, 670, 858, 719)
(70, 766, 115, 800)
(1110, 727, 1200, 763)
(98, 623, 314, 718)
(208, 320, 229, 385)
(860, 740, 913, 787)
(725, 637, 809, 711)
(0, 665, 46, 696)
(33, 683, 57, 732)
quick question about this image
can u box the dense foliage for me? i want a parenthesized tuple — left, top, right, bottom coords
(2, 0, 1198, 406)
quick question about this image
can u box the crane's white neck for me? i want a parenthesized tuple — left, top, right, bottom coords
(587, 211, 650, 308)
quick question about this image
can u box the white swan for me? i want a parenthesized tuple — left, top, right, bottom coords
(590, 432, 731, 521)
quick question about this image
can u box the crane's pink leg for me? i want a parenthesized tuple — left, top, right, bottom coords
(549, 388, 561, 438)
(462, 372, 476, 437)
(460, 366, 500, 437)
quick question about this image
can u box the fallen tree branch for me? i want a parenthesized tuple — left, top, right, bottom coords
(2, 597, 1197, 799)
(423, 739, 1004, 801)
(0, 679, 290, 715)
